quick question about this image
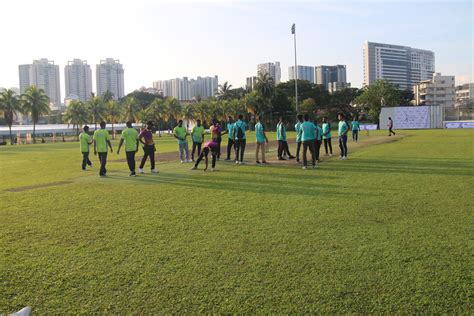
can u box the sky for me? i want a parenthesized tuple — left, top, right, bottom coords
(0, 0, 472, 98)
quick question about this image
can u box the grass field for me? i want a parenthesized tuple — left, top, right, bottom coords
(0, 129, 473, 313)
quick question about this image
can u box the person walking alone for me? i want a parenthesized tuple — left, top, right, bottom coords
(388, 117, 396, 136)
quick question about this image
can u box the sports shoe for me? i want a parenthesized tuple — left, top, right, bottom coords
(239, 161, 244, 165)
(262, 161, 268, 164)
(151, 169, 159, 173)
(325, 153, 329, 157)
(302, 166, 307, 170)
(342, 156, 347, 160)
(329, 153, 333, 157)
(224, 158, 230, 161)
(289, 156, 296, 159)
(313, 164, 319, 169)
(278, 157, 286, 161)
(139, 168, 144, 174)
(339, 156, 343, 160)
(256, 160, 261, 164)
(191, 166, 197, 170)
(180, 160, 184, 163)
(130, 172, 137, 177)
(82, 168, 87, 171)
(187, 159, 192, 163)
(235, 160, 239, 164)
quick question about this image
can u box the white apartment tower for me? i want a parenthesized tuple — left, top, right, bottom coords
(288, 65, 315, 83)
(363, 41, 435, 90)
(413, 73, 455, 108)
(18, 58, 61, 109)
(257, 62, 281, 84)
(64, 59, 92, 102)
(153, 76, 218, 100)
(96, 58, 124, 100)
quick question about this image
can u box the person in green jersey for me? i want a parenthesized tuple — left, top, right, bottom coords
(173, 120, 190, 163)
(255, 115, 269, 164)
(322, 117, 333, 156)
(276, 117, 295, 160)
(117, 121, 139, 176)
(295, 114, 304, 162)
(191, 119, 205, 161)
(315, 121, 323, 162)
(338, 113, 349, 160)
(79, 125, 93, 171)
(225, 116, 235, 160)
(299, 114, 317, 169)
(351, 116, 360, 142)
(93, 121, 113, 177)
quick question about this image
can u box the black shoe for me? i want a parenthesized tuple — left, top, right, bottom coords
(130, 172, 136, 177)
(256, 161, 261, 164)
(278, 157, 286, 161)
(262, 161, 268, 164)
(289, 156, 296, 159)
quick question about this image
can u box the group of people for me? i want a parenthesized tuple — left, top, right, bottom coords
(78, 113, 363, 176)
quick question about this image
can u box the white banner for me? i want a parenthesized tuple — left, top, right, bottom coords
(360, 124, 378, 130)
(394, 106, 430, 129)
(444, 121, 474, 129)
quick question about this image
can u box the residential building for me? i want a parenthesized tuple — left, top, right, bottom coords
(64, 59, 92, 102)
(18, 58, 61, 109)
(153, 75, 218, 100)
(328, 82, 351, 93)
(96, 58, 124, 100)
(455, 83, 474, 108)
(257, 62, 281, 84)
(315, 65, 347, 90)
(413, 73, 455, 108)
(363, 41, 435, 90)
(288, 65, 315, 82)
(246, 76, 257, 91)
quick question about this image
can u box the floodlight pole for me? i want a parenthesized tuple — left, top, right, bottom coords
(293, 23, 299, 114)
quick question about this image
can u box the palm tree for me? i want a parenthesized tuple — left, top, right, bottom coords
(122, 97, 140, 123)
(0, 89, 22, 144)
(217, 81, 233, 100)
(195, 100, 210, 125)
(147, 98, 168, 136)
(255, 73, 275, 129)
(63, 100, 89, 139)
(181, 103, 195, 122)
(164, 97, 182, 123)
(105, 100, 121, 139)
(21, 86, 50, 143)
(87, 96, 106, 129)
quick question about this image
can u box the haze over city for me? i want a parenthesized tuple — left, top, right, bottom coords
(0, 0, 472, 97)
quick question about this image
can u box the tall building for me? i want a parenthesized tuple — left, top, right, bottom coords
(18, 58, 61, 109)
(246, 76, 257, 91)
(257, 62, 281, 84)
(64, 59, 92, 102)
(96, 58, 124, 100)
(328, 82, 351, 94)
(455, 83, 474, 108)
(288, 65, 315, 82)
(363, 41, 435, 90)
(315, 65, 347, 90)
(413, 73, 455, 108)
(153, 76, 218, 100)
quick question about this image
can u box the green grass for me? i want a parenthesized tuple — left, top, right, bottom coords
(0, 129, 473, 313)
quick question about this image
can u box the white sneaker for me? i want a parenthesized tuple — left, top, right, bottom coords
(151, 169, 158, 173)
(186, 159, 192, 163)
(12, 306, 31, 316)
(139, 168, 144, 174)
(342, 156, 347, 160)
(89, 162, 93, 168)
(302, 166, 307, 170)
(235, 160, 239, 164)
(313, 164, 319, 169)
(181, 160, 184, 164)
(329, 153, 333, 157)
(239, 161, 244, 165)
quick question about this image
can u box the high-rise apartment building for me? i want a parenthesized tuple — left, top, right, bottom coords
(18, 58, 61, 109)
(96, 58, 124, 100)
(328, 82, 351, 94)
(288, 65, 315, 83)
(413, 73, 455, 108)
(455, 83, 474, 108)
(64, 59, 92, 102)
(314, 65, 347, 90)
(246, 76, 257, 91)
(363, 41, 435, 90)
(257, 62, 281, 84)
(153, 76, 218, 100)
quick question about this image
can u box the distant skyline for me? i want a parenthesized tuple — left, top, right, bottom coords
(0, 0, 472, 97)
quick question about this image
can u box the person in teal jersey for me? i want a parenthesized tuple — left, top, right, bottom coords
(294, 114, 303, 162)
(338, 113, 349, 160)
(276, 117, 295, 160)
(322, 117, 333, 156)
(314, 121, 323, 162)
(79, 125, 93, 171)
(298, 114, 317, 169)
(351, 116, 360, 142)
(254, 115, 268, 164)
(117, 121, 139, 176)
(93, 121, 113, 177)
(233, 114, 247, 164)
(224, 116, 235, 160)
(191, 119, 205, 161)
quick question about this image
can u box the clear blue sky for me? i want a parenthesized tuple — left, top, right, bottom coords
(0, 0, 472, 95)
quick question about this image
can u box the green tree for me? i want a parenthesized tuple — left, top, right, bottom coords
(87, 96, 106, 129)
(63, 100, 89, 139)
(122, 97, 140, 123)
(164, 97, 182, 124)
(329, 88, 363, 119)
(217, 81, 233, 100)
(355, 80, 403, 123)
(181, 103, 195, 122)
(147, 98, 168, 136)
(105, 100, 121, 138)
(21, 86, 50, 143)
(101, 90, 114, 102)
(300, 98, 317, 114)
(0, 89, 22, 144)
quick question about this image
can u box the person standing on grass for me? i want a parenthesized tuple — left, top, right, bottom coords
(295, 114, 303, 162)
(191, 140, 219, 171)
(138, 121, 158, 174)
(93, 121, 113, 177)
(255, 115, 268, 164)
(388, 117, 396, 136)
(173, 120, 191, 163)
(315, 121, 323, 162)
(116, 121, 139, 177)
(351, 116, 360, 142)
(210, 119, 222, 160)
(322, 117, 333, 156)
(276, 117, 295, 161)
(79, 125, 93, 171)
(338, 113, 349, 160)
(299, 114, 317, 169)
(225, 116, 235, 161)
(191, 119, 205, 161)
(233, 114, 247, 164)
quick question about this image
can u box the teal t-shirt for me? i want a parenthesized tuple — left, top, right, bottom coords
(234, 120, 246, 140)
(295, 121, 303, 142)
(316, 126, 323, 141)
(227, 122, 235, 140)
(352, 120, 360, 131)
(300, 121, 316, 141)
(277, 123, 286, 141)
(322, 123, 332, 139)
(255, 122, 266, 143)
(338, 121, 348, 136)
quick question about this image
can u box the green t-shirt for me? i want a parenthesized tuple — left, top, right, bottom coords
(300, 121, 316, 141)
(255, 122, 266, 143)
(121, 127, 139, 152)
(352, 120, 360, 131)
(322, 123, 332, 139)
(338, 121, 348, 136)
(295, 121, 303, 142)
(277, 123, 286, 141)
(93, 129, 110, 153)
(192, 126, 205, 143)
(79, 132, 91, 153)
(173, 126, 187, 143)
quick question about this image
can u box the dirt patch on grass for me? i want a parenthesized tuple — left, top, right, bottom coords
(5, 180, 73, 192)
